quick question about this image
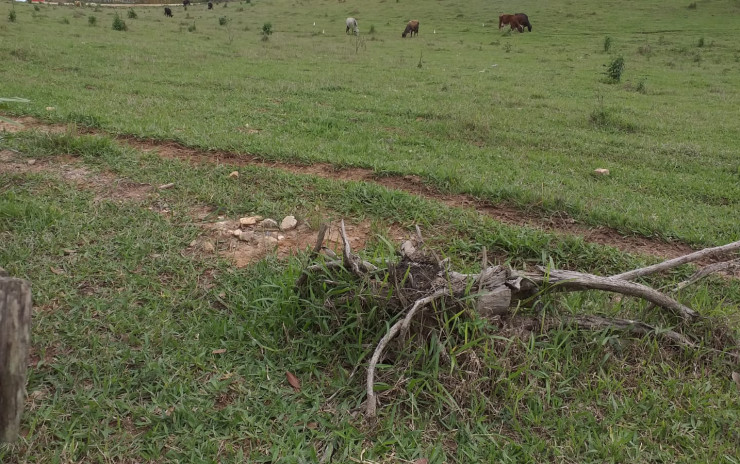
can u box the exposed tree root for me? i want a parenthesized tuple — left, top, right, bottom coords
(295, 224, 740, 418)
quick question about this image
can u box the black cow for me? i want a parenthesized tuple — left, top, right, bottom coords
(164, 7, 173, 17)
(208, 1, 213, 9)
(183, 0, 191, 9)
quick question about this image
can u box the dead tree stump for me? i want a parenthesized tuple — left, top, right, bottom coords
(0, 271, 32, 444)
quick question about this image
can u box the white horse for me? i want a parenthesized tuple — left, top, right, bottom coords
(346, 17, 359, 35)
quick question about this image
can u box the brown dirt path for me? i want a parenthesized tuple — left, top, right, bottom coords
(1, 116, 700, 260)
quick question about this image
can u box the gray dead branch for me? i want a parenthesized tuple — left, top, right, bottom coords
(295, 225, 739, 418)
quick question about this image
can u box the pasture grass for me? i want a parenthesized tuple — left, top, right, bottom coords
(1, 0, 739, 245)
(1, 130, 739, 462)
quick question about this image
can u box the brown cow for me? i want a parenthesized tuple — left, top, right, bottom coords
(499, 13, 532, 33)
(402, 20, 419, 38)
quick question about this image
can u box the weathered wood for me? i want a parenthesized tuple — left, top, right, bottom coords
(0, 277, 32, 443)
(611, 240, 740, 281)
(673, 258, 740, 292)
(562, 315, 697, 348)
(518, 268, 699, 321)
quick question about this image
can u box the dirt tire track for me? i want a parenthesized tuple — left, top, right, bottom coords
(0, 116, 703, 260)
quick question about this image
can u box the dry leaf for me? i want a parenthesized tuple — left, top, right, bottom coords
(286, 371, 301, 392)
(732, 371, 740, 388)
(50, 267, 65, 275)
(306, 422, 318, 429)
(212, 349, 226, 354)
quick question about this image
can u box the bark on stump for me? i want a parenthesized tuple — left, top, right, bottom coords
(0, 274, 32, 444)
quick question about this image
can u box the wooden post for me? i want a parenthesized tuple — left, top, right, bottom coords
(0, 269, 32, 444)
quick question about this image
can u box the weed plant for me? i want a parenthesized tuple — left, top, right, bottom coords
(112, 13, 126, 31)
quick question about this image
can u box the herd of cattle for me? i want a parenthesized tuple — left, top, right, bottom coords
(159, 2, 533, 37)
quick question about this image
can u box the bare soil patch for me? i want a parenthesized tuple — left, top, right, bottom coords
(190, 216, 405, 268)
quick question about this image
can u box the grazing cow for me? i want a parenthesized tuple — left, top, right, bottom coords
(164, 7, 173, 17)
(74, 1, 80, 6)
(499, 13, 532, 33)
(402, 20, 419, 38)
(346, 17, 358, 35)
(208, 1, 213, 9)
(514, 13, 532, 32)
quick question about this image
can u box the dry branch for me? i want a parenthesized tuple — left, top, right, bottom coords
(365, 289, 448, 417)
(296, 223, 740, 418)
(294, 223, 329, 289)
(518, 268, 699, 321)
(673, 258, 740, 292)
(612, 240, 740, 281)
(562, 315, 696, 348)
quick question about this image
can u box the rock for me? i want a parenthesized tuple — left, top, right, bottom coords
(263, 236, 279, 245)
(239, 215, 262, 226)
(238, 231, 254, 242)
(201, 241, 216, 252)
(260, 218, 279, 229)
(594, 168, 610, 176)
(232, 229, 242, 237)
(27, 159, 37, 165)
(280, 215, 298, 231)
(277, 235, 285, 241)
(228, 171, 239, 178)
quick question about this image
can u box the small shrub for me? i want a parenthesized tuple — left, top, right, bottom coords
(687, 2, 697, 9)
(697, 37, 704, 47)
(261, 22, 272, 40)
(112, 13, 127, 31)
(88, 15, 96, 26)
(604, 56, 624, 82)
(127, 9, 137, 19)
(636, 79, 647, 94)
(369, 24, 376, 34)
(637, 43, 651, 56)
(188, 21, 196, 32)
(603, 36, 612, 53)
(693, 53, 702, 64)
(223, 1, 227, 6)
(245, 0, 251, 4)
(503, 43, 512, 53)
(219, 16, 228, 26)
(34, 5, 40, 11)
(9, 10, 16, 22)
(61, 17, 70, 24)
(237, 7, 244, 12)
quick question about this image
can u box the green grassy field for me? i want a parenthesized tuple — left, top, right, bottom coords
(2, 0, 739, 245)
(2, 0, 740, 462)
(1, 129, 738, 463)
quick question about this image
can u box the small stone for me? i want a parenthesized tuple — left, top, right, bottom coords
(260, 218, 279, 229)
(27, 159, 37, 165)
(189, 239, 198, 247)
(238, 231, 254, 242)
(277, 235, 285, 241)
(280, 215, 298, 231)
(264, 236, 279, 245)
(239, 216, 262, 226)
(232, 229, 242, 237)
(228, 171, 239, 178)
(201, 241, 215, 252)
(594, 168, 610, 176)
(46, 106, 55, 111)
